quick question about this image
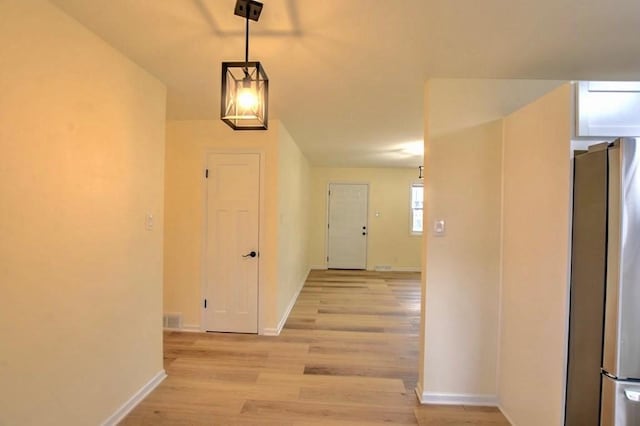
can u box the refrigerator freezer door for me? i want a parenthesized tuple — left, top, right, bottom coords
(603, 139, 640, 379)
(604, 143, 623, 376)
(601, 375, 640, 426)
(565, 148, 608, 426)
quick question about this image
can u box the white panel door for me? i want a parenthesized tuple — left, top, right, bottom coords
(204, 153, 260, 333)
(327, 183, 368, 269)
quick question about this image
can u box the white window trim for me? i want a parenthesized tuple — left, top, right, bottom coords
(410, 183, 423, 236)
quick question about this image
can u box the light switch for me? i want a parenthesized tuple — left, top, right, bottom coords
(145, 213, 154, 231)
(433, 219, 446, 237)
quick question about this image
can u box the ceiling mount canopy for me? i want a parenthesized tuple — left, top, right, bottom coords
(221, 0, 269, 131)
(234, 0, 263, 21)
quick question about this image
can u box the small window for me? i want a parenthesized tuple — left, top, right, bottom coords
(411, 184, 423, 234)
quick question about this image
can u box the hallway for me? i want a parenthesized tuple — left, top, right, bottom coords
(122, 270, 508, 425)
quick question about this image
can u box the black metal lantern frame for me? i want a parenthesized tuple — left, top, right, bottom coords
(221, 61, 269, 130)
(221, 0, 269, 131)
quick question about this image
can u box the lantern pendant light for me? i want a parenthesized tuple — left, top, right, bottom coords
(221, 0, 269, 130)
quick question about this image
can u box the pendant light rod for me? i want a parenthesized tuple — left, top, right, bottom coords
(222, 0, 268, 130)
(233, 0, 263, 67)
(245, 12, 250, 65)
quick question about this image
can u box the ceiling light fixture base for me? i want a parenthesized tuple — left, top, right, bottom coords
(234, 0, 263, 22)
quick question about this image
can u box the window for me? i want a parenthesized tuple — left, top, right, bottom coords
(410, 184, 423, 234)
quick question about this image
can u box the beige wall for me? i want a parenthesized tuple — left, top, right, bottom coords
(420, 120, 503, 400)
(164, 120, 279, 331)
(164, 120, 310, 333)
(309, 168, 422, 270)
(0, 1, 166, 424)
(418, 83, 431, 397)
(277, 125, 312, 323)
(499, 84, 573, 425)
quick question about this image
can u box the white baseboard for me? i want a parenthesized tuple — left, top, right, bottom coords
(312, 265, 420, 272)
(498, 403, 516, 425)
(163, 324, 202, 333)
(102, 369, 167, 426)
(415, 383, 425, 401)
(261, 268, 309, 336)
(261, 327, 280, 336)
(416, 390, 498, 407)
(310, 265, 327, 270)
(392, 266, 421, 272)
(368, 266, 422, 272)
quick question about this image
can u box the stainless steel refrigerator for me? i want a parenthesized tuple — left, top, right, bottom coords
(566, 138, 640, 426)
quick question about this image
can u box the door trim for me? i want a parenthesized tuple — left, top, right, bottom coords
(200, 149, 266, 333)
(325, 181, 370, 270)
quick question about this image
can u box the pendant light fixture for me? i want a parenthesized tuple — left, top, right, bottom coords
(221, 0, 269, 130)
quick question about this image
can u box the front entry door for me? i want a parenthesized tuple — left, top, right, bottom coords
(204, 153, 260, 333)
(327, 183, 368, 269)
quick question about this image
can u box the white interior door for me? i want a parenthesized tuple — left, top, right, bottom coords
(327, 183, 368, 269)
(204, 153, 260, 333)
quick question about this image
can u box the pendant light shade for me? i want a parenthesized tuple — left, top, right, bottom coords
(221, 61, 269, 130)
(221, 0, 269, 130)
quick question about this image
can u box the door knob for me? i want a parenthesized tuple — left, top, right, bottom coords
(242, 251, 258, 258)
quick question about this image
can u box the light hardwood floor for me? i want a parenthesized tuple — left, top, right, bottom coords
(122, 270, 509, 425)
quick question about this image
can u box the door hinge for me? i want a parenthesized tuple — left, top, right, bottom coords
(204, 299, 207, 309)
(326, 256, 329, 262)
(205, 169, 209, 178)
(328, 190, 331, 196)
(327, 223, 330, 229)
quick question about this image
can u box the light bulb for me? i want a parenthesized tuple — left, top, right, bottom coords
(237, 86, 259, 112)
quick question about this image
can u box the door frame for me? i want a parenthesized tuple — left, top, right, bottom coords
(200, 149, 266, 333)
(325, 181, 370, 270)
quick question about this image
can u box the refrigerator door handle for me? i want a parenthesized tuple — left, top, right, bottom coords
(625, 390, 640, 402)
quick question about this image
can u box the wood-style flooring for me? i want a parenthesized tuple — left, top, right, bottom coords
(122, 270, 509, 425)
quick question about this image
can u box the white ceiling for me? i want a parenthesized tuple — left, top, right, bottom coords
(51, 0, 640, 167)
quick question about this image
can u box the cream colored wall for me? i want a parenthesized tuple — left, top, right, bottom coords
(421, 120, 503, 399)
(499, 84, 573, 425)
(277, 125, 312, 323)
(164, 120, 280, 331)
(418, 83, 431, 396)
(309, 168, 422, 270)
(0, 1, 166, 424)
